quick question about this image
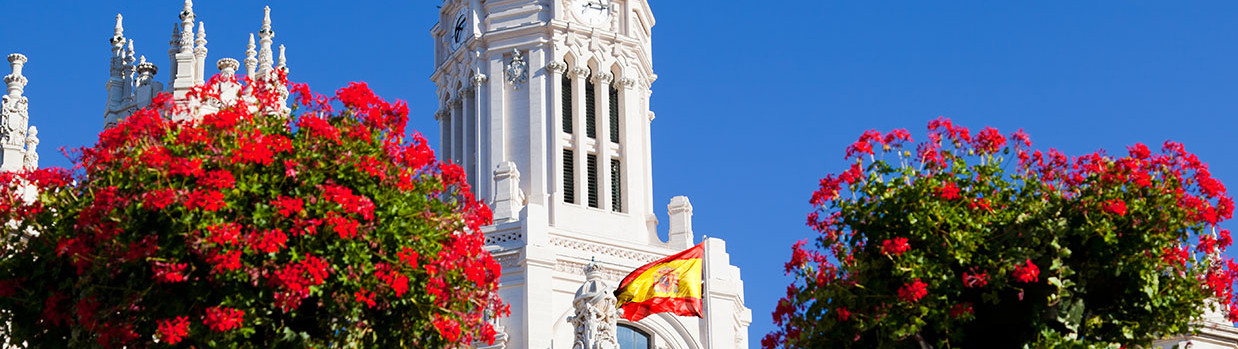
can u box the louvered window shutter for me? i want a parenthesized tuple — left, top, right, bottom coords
(587, 154, 599, 208)
(610, 159, 622, 212)
(609, 87, 619, 143)
(585, 81, 596, 139)
(562, 75, 573, 134)
(563, 149, 575, 204)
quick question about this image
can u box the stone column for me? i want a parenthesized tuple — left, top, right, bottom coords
(471, 72, 489, 200)
(569, 67, 590, 206)
(593, 71, 614, 212)
(546, 61, 567, 220)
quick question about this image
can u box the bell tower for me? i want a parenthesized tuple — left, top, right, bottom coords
(431, 1, 750, 348)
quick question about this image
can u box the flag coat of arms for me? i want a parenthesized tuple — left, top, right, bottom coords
(612, 243, 704, 322)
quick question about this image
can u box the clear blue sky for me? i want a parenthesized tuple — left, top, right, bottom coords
(4, 1, 1238, 346)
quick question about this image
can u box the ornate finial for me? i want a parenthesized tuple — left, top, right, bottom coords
(169, 23, 180, 51)
(181, 0, 194, 19)
(125, 40, 136, 65)
(257, 7, 276, 76)
(112, 14, 125, 44)
(244, 33, 258, 78)
(6, 53, 28, 97)
(179, 0, 195, 53)
(137, 56, 158, 76)
(195, 22, 207, 50)
(277, 44, 287, 70)
(262, 6, 272, 33)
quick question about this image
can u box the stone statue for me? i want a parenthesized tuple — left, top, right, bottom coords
(22, 126, 38, 170)
(570, 262, 618, 349)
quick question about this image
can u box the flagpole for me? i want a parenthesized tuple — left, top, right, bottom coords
(702, 236, 714, 349)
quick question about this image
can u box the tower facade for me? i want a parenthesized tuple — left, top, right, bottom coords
(431, 1, 751, 348)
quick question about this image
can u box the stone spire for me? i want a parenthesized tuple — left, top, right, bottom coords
(244, 33, 257, 79)
(168, 23, 180, 84)
(110, 14, 126, 78)
(257, 6, 275, 78)
(179, 0, 195, 53)
(170, 0, 200, 102)
(277, 44, 287, 71)
(122, 40, 137, 105)
(2, 54, 31, 171)
(194, 21, 208, 85)
(113, 14, 124, 42)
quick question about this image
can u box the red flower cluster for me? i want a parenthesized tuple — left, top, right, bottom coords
(898, 279, 928, 303)
(203, 307, 244, 332)
(157, 316, 190, 344)
(1012, 259, 1039, 283)
(881, 237, 910, 256)
(1102, 199, 1127, 216)
(773, 119, 1238, 347)
(962, 268, 988, 288)
(949, 303, 974, 318)
(0, 75, 506, 347)
(938, 181, 961, 200)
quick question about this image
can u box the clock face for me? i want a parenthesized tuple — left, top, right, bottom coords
(572, 0, 611, 27)
(450, 9, 469, 51)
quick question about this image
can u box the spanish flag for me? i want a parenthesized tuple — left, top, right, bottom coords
(613, 243, 704, 322)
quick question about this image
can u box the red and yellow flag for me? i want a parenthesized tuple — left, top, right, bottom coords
(612, 243, 704, 322)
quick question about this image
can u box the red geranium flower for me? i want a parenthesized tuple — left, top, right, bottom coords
(1013, 259, 1040, 283)
(897, 279, 928, 303)
(157, 316, 190, 344)
(203, 307, 244, 332)
(881, 238, 910, 256)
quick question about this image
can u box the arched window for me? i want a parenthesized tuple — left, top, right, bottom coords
(617, 324, 651, 349)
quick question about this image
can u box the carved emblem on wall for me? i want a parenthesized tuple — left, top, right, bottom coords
(505, 50, 529, 89)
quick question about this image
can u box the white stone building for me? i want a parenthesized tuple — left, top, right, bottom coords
(430, 0, 752, 348)
(4, 1, 1230, 348)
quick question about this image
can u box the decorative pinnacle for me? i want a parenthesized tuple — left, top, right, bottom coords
(125, 40, 136, 65)
(6, 53, 28, 97)
(112, 14, 124, 41)
(277, 45, 286, 69)
(169, 23, 180, 47)
(262, 6, 272, 30)
(136, 56, 158, 75)
(180, 0, 194, 20)
(195, 22, 207, 50)
(179, 0, 195, 52)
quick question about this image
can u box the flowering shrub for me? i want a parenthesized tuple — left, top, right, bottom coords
(765, 118, 1237, 348)
(0, 74, 506, 347)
